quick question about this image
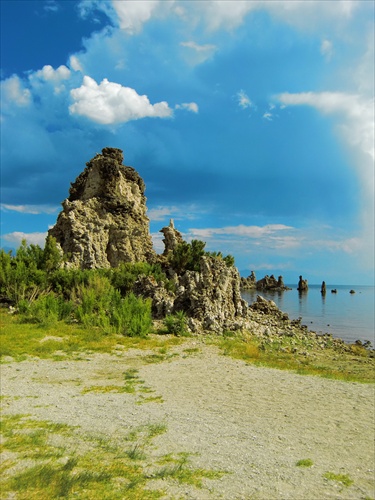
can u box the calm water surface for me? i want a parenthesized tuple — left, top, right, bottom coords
(241, 285, 375, 346)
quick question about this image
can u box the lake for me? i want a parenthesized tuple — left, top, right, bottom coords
(241, 285, 375, 346)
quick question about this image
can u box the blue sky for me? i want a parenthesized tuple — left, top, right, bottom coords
(1, 0, 374, 285)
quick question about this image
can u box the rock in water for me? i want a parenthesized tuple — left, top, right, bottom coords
(48, 148, 156, 269)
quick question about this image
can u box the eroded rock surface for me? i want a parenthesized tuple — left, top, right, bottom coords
(48, 148, 155, 269)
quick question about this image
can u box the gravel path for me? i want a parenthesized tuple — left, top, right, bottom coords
(1, 342, 374, 499)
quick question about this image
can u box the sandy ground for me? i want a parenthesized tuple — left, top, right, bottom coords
(1, 341, 374, 499)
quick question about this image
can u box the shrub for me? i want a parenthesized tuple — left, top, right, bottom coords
(111, 293, 152, 338)
(164, 311, 189, 336)
(22, 293, 73, 326)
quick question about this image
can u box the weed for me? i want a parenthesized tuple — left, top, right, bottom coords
(323, 471, 354, 486)
(125, 444, 146, 460)
(296, 458, 314, 467)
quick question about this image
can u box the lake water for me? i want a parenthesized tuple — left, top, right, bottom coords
(241, 285, 375, 346)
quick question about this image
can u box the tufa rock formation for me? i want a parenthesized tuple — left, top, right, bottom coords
(241, 272, 291, 292)
(255, 274, 290, 292)
(48, 148, 156, 269)
(297, 275, 308, 292)
(159, 219, 184, 256)
(47, 147, 349, 347)
(240, 271, 257, 289)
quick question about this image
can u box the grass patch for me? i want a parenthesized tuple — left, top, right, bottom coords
(81, 368, 164, 404)
(0, 309, 184, 362)
(217, 334, 375, 383)
(296, 458, 314, 467)
(1, 414, 222, 499)
(152, 452, 226, 488)
(323, 471, 354, 487)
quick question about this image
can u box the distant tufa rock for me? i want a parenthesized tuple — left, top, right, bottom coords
(255, 274, 291, 292)
(297, 275, 308, 292)
(240, 271, 257, 289)
(241, 272, 291, 292)
(48, 148, 156, 269)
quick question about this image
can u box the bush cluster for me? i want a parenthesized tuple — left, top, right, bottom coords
(1, 239, 159, 337)
(1, 237, 234, 338)
(168, 239, 234, 273)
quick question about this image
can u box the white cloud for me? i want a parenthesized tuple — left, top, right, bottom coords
(263, 112, 273, 121)
(148, 204, 201, 221)
(112, 0, 163, 34)
(320, 39, 333, 61)
(3, 232, 48, 247)
(33, 65, 71, 82)
(189, 224, 294, 239)
(148, 206, 180, 221)
(180, 41, 217, 64)
(69, 76, 173, 124)
(1, 76, 31, 107)
(277, 91, 374, 160)
(180, 41, 217, 54)
(175, 102, 199, 113)
(1, 204, 59, 215)
(237, 90, 254, 110)
(69, 55, 83, 73)
(78, 0, 368, 37)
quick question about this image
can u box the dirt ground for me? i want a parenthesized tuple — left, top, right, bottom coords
(1, 341, 374, 499)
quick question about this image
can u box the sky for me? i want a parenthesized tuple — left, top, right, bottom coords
(0, 0, 374, 285)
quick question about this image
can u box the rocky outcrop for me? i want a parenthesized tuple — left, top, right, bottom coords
(241, 272, 291, 292)
(255, 274, 291, 292)
(240, 271, 257, 289)
(297, 275, 308, 292)
(173, 256, 249, 333)
(48, 148, 155, 269)
(159, 219, 183, 256)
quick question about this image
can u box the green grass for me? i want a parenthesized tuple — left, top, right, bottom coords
(81, 368, 164, 404)
(0, 309, 183, 362)
(323, 471, 354, 487)
(217, 333, 375, 383)
(1, 414, 223, 499)
(2, 309, 374, 383)
(296, 458, 314, 467)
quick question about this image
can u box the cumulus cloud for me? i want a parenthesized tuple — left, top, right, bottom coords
(1, 76, 31, 107)
(69, 76, 173, 124)
(1, 204, 59, 215)
(33, 65, 71, 82)
(79, 0, 367, 36)
(175, 102, 199, 113)
(112, 0, 163, 34)
(3, 231, 48, 247)
(69, 56, 83, 72)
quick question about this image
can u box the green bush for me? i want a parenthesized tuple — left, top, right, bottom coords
(164, 311, 189, 336)
(111, 293, 152, 337)
(169, 239, 235, 274)
(21, 293, 73, 327)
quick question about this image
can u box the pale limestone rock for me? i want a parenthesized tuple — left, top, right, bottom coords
(49, 148, 155, 269)
(159, 219, 183, 256)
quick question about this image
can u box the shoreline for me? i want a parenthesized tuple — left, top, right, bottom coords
(241, 285, 375, 347)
